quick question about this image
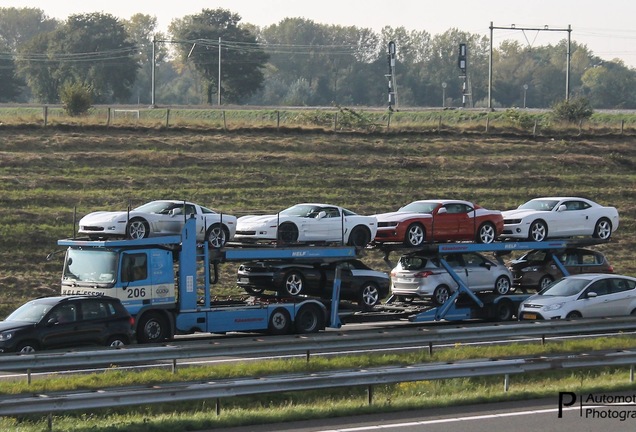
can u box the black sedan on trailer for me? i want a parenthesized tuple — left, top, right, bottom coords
(237, 259, 390, 309)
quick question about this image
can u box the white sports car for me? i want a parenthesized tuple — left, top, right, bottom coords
(234, 203, 377, 247)
(78, 200, 237, 247)
(500, 197, 619, 242)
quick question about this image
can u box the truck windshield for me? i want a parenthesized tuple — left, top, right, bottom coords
(63, 249, 117, 284)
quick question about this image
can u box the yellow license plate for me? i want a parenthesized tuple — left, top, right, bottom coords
(523, 313, 538, 320)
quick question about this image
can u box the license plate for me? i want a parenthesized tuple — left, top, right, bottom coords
(523, 313, 538, 320)
(397, 278, 414, 283)
(239, 278, 250, 283)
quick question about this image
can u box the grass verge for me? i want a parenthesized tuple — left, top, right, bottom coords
(1, 335, 636, 431)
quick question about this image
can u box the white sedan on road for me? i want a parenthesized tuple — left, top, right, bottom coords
(78, 200, 237, 247)
(500, 197, 619, 242)
(234, 203, 377, 247)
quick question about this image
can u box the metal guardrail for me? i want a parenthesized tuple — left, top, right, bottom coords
(0, 349, 635, 416)
(1, 317, 636, 372)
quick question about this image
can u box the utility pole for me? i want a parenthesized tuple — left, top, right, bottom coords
(385, 41, 397, 111)
(458, 43, 468, 108)
(488, 22, 572, 108)
(218, 37, 222, 106)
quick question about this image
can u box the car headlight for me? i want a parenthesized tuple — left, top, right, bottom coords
(0, 331, 13, 341)
(543, 302, 565, 311)
(521, 266, 540, 273)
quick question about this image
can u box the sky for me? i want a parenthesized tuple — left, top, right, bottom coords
(4, 0, 636, 67)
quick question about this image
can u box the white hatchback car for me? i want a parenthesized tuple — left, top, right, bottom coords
(390, 252, 513, 305)
(518, 274, 636, 320)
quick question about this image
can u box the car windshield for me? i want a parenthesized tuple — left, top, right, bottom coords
(63, 249, 117, 284)
(398, 201, 438, 214)
(518, 199, 560, 211)
(280, 205, 324, 218)
(134, 201, 184, 214)
(537, 277, 590, 297)
(5, 301, 53, 323)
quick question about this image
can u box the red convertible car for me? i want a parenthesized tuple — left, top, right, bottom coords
(373, 199, 504, 246)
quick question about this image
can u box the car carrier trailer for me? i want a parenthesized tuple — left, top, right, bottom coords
(329, 240, 602, 327)
(57, 217, 605, 342)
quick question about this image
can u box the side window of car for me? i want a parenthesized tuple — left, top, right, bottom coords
(323, 207, 340, 218)
(564, 252, 579, 266)
(185, 204, 196, 216)
(81, 300, 108, 320)
(463, 253, 485, 268)
(586, 280, 609, 296)
(444, 254, 463, 267)
(610, 279, 631, 294)
(580, 253, 598, 265)
(52, 304, 78, 324)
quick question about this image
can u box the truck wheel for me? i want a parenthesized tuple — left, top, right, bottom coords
(137, 312, 168, 343)
(493, 299, 514, 321)
(268, 308, 291, 335)
(294, 304, 324, 334)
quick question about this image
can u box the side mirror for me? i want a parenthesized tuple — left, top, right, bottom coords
(170, 207, 183, 217)
(586, 291, 598, 298)
(436, 208, 447, 215)
(316, 211, 327, 219)
(557, 204, 567, 212)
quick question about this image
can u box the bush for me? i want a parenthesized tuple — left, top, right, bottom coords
(60, 82, 93, 116)
(551, 97, 594, 123)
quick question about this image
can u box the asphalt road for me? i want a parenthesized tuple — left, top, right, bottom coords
(219, 394, 636, 432)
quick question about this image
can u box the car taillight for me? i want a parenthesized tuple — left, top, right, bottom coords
(608, 265, 615, 273)
(414, 271, 434, 278)
(129, 316, 135, 326)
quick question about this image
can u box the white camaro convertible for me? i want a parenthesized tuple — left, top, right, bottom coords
(500, 197, 619, 242)
(78, 200, 237, 247)
(234, 203, 377, 247)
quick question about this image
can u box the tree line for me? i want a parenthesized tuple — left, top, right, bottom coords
(1, 7, 635, 109)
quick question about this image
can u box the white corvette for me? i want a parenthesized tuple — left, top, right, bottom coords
(78, 200, 237, 247)
(501, 197, 619, 242)
(234, 203, 377, 247)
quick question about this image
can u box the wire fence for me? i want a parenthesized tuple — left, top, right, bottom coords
(1, 105, 636, 136)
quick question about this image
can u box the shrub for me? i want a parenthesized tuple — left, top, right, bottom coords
(551, 97, 594, 123)
(60, 82, 93, 116)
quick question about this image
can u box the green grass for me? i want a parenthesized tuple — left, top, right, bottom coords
(0, 124, 635, 315)
(1, 336, 636, 431)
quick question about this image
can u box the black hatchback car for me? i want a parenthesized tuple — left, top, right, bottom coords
(0, 296, 135, 354)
